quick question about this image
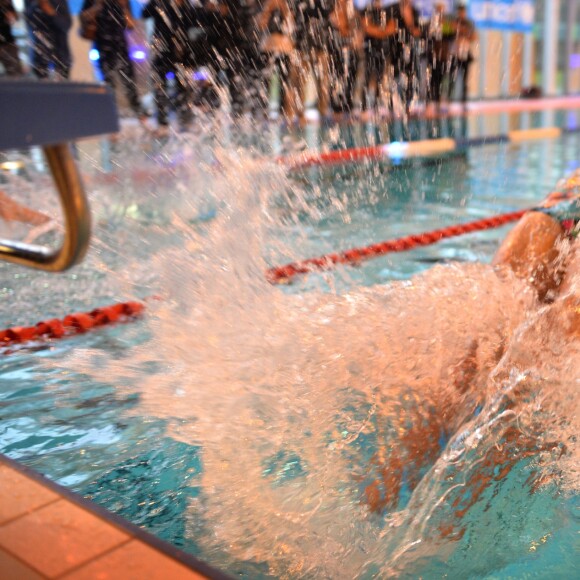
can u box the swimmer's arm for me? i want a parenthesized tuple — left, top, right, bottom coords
(492, 211, 564, 300)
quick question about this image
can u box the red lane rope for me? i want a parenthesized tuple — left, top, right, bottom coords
(266, 209, 528, 283)
(0, 301, 145, 351)
(0, 211, 524, 349)
(283, 145, 386, 169)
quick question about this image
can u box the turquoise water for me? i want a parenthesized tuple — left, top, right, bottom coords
(0, 124, 578, 578)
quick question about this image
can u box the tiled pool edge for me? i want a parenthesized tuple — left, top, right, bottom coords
(0, 453, 232, 579)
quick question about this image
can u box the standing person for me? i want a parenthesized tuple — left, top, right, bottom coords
(25, 0, 71, 79)
(0, 0, 23, 76)
(80, 0, 146, 119)
(387, 0, 421, 114)
(448, 1, 476, 108)
(218, 0, 266, 118)
(361, 0, 395, 114)
(185, 0, 228, 111)
(426, 1, 452, 113)
(292, 0, 334, 126)
(328, 0, 362, 119)
(258, 0, 295, 121)
(142, 0, 199, 131)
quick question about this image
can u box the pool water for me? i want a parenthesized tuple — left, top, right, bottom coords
(0, 121, 578, 578)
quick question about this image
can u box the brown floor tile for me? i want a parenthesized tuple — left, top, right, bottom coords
(0, 465, 60, 525)
(61, 540, 207, 580)
(0, 546, 45, 580)
(0, 499, 130, 578)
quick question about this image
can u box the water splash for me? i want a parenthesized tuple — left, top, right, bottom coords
(0, 128, 578, 578)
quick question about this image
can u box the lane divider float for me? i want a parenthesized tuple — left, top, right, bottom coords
(508, 126, 562, 143)
(266, 210, 528, 283)
(284, 127, 567, 169)
(87, 125, 574, 180)
(0, 301, 144, 351)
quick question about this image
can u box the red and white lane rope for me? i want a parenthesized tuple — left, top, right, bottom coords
(282, 144, 388, 170)
(0, 208, 548, 349)
(266, 210, 528, 283)
(266, 182, 580, 283)
(0, 301, 144, 350)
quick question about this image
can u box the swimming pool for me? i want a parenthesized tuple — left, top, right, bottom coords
(0, 122, 578, 578)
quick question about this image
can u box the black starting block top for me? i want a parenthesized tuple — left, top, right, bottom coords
(0, 80, 119, 150)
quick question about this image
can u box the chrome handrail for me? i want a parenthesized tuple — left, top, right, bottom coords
(0, 80, 118, 271)
(0, 143, 91, 271)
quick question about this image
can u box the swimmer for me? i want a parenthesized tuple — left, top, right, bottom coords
(493, 187, 580, 302)
(493, 184, 580, 338)
(363, 181, 580, 515)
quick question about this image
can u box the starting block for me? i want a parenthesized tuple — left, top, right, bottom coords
(0, 80, 118, 271)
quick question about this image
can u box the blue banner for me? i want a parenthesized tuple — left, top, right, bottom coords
(469, 0, 535, 32)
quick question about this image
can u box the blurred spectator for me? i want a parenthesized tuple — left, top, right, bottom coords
(448, 1, 476, 107)
(361, 0, 395, 113)
(187, 0, 224, 70)
(185, 1, 226, 111)
(293, 0, 333, 125)
(388, 0, 421, 112)
(25, 0, 71, 79)
(80, 0, 146, 118)
(142, 0, 199, 130)
(219, 0, 266, 117)
(426, 1, 452, 111)
(0, 0, 23, 76)
(10, 0, 483, 124)
(329, 0, 362, 117)
(258, 0, 295, 121)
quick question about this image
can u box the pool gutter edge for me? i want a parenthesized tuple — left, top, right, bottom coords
(0, 452, 233, 579)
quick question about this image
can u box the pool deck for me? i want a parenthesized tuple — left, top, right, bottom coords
(0, 454, 226, 579)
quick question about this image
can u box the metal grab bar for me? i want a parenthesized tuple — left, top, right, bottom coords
(0, 144, 90, 271)
(0, 80, 119, 271)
